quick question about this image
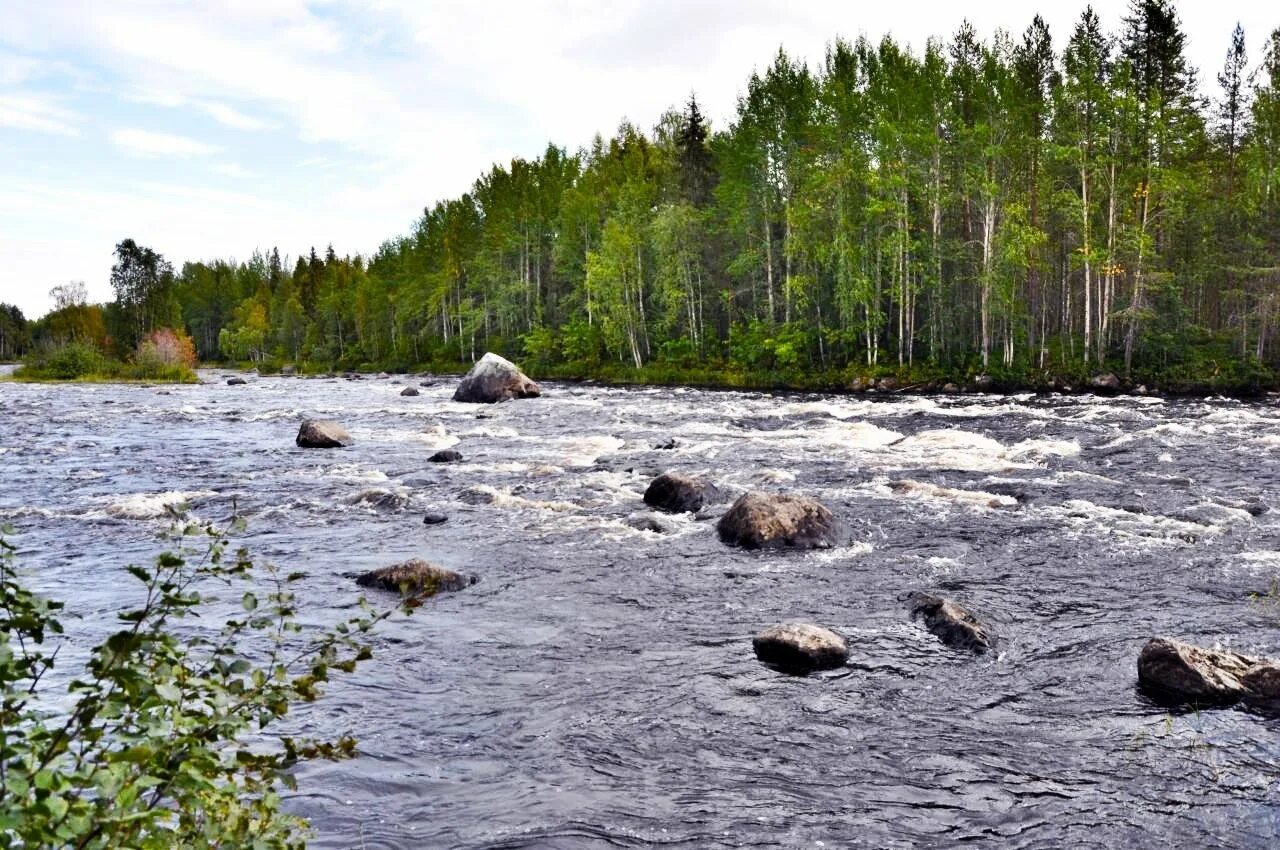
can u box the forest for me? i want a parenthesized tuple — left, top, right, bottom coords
(6, 1, 1280, 391)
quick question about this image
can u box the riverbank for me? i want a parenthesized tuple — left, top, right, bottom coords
(222, 357, 1280, 399)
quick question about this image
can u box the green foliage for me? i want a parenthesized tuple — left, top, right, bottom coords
(57, 15, 1280, 392)
(14, 340, 195, 383)
(0, 521, 398, 848)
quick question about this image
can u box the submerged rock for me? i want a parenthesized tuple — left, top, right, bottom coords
(429, 449, 463, 463)
(753, 623, 848, 673)
(626, 515, 668, 533)
(652, 437, 679, 450)
(422, 512, 449, 525)
(296, 419, 352, 448)
(643, 472, 719, 514)
(452, 352, 541, 404)
(1137, 636, 1255, 704)
(347, 488, 409, 511)
(717, 491, 840, 550)
(226, 377, 247, 386)
(355, 558, 473, 598)
(400, 386, 420, 397)
(909, 594, 994, 653)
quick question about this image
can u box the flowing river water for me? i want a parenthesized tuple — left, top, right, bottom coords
(2, 367, 1279, 848)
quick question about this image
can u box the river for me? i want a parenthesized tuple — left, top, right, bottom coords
(2, 368, 1278, 848)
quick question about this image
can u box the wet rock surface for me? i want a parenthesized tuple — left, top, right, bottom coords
(753, 623, 848, 673)
(429, 449, 463, 463)
(355, 559, 473, 597)
(1137, 637, 1254, 704)
(642, 472, 719, 514)
(296, 418, 353, 448)
(452, 352, 541, 403)
(717, 491, 840, 549)
(908, 593, 994, 653)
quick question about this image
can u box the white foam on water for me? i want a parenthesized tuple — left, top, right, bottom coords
(463, 425, 521, 439)
(461, 485, 579, 513)
(557, 435, 626, 468)
(1038, 498, 1222, 546)
(414, 425, 460, 450)
(318, 464, 389, 483)
(888, 430, 1076, 473)
(885, 479, 1018, 510)
(105, 490, 216, 519)
(809, 541, 874, 561)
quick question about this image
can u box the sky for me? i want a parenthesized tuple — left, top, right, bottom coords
(0, 0, 1273, 319)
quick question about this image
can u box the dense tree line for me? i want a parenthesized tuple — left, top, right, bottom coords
(26, 2, 1280, 388)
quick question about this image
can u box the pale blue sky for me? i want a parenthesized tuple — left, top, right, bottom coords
(1, 0, 1271, 319)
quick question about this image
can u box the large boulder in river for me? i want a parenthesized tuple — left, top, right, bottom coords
(717, 491, 840, 550)
(452, 352, 540, 404)
(643, 472, 719, 513)
(400, 386, 420, 397)
(355, 559, 473, 599)
(753, 623, 848, 673)
(1137, 636, 1255, 705)
(226, 377, 247, 385)
(1091, 372, 1122, 393)
(909, 593, 994, 653)
(296, 419, 353, 448)
(429, 449, 463, 463)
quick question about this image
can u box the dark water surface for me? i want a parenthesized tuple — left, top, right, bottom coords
(3, 368, 1279, 848)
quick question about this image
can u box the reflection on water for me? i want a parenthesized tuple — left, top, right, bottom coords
(2, 371, 1280, 847)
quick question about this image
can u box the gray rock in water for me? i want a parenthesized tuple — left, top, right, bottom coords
(422, 512, 448, 525)
(452, 352, 541, 404)
(626, 515, 668, 533)
(1242, 662, 1280, 711)
(347, 488, 408, 511)
(1091, 372, 1122, 392)
(942, 382, 960, 394)
(909, 593, 993, 653)
(296, 419, 353, 448)
(643, 472, 719, 513)
(1137, 636, 1255, 705)
(717, 491, 840, 550)
(400, 386, 420, 397)
(226, 377, 247, 385)
(652, 437, 678, 450)
(753, 623, 848, 673)
(356, 559, 473, 598)
(847, 376, 871, 392)
(429, 449, 463, 463)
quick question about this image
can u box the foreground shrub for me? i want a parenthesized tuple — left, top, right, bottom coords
(0, 520, 400, 848)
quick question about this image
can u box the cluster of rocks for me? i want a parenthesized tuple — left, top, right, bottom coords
(752, 595, 993, 675)
(283, 353, 1274, 716)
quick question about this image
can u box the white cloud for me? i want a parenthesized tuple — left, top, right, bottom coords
(111, 128, 220, 157)
(0, 94, 79, 135)
(213, 162, 256, 179)
(201, 101, 270, 131)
